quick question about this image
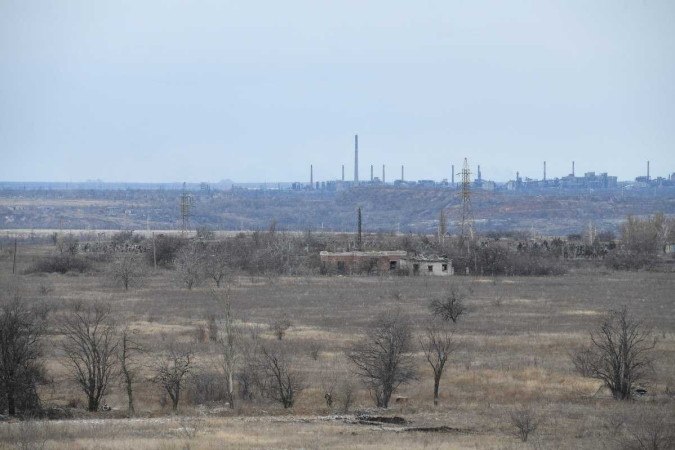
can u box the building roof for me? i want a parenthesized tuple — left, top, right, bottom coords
(408, 255, 450, 262)
(320, 251, 407, 257)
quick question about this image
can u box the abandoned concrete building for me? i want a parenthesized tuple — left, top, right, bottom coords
(319, 251, 453, 276)
(408, 255, 455, 276)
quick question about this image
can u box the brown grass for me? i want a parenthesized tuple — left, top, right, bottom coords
(0, 244, 673, 448)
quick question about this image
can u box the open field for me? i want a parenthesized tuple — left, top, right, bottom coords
(0, 244, 673, 449)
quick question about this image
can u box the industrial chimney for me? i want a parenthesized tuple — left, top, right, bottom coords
(342, 164, 345, 182)
(382, 165, 386, 184)
(401, 165, 404, 181)
(370, 164, 373, 182)
(354, 134, 359, 184)
(543, 161, 547, 181)
(572, 161, 575, 177)
(451, 164, 455, 186)
(310, 164, 313, 188)
(647, 160, 650, 180)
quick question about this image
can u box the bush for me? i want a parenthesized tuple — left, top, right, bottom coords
(27, 255, 93, 274)
(147, 234, 187, 268)
(186, 372, 231, 405)
(605, 250, 655, 271)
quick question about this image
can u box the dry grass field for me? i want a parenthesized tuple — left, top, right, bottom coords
(0, 243, 673, 449)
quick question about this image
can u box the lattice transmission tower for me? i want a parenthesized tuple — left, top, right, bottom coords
(458, 158, 474, 242)
(180, 182, 194, 235)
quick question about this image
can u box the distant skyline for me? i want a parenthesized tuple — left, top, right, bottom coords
(2, 1, 674, 183)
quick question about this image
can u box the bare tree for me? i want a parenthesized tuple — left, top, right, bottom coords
(620, 406, 674, 450)
(347, 309, 416, 408)
(509, 406, 539, 442)
(204, 243, 233, 288)
(420, 321, 457, 406)
(270, 315, 292, 340)
(429, 285, 467, 323)
(118, 327, 143, 417)
(174, 243, 204, 290)
(258, 343, 304, 408)
(0, 294, 44, 416)
(212, 288, 241, 408)
(235, 326, 264, 402)
(154, 345, 193, 412)
(110, 253, 145, 291)
(572, 306, 655, 400)
(61, 303, 118, 412)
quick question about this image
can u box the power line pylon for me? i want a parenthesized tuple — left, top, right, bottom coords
(458, 158, 474, 242)
(180, 182, 193, 235)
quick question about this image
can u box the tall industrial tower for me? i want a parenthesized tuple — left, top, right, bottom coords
(180, 182, 193, 235)
(458, 158, 474, 241)
(354, 134, 359, 184)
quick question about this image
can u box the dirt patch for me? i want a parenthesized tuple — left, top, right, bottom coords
(355, 415, 407, 425)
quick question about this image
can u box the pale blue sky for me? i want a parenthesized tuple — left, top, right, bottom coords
(1, 0, 674, 183)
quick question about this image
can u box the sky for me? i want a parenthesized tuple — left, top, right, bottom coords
(1, 0, 674, 183)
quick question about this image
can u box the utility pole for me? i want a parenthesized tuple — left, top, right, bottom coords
(152, 232, 157, 270)
(356, 207, 362, 250)
(180, 182, 193, 235)
(458, 158, 474, 244)
(12, 238, 17, 275)
(438, 209, 447, 245)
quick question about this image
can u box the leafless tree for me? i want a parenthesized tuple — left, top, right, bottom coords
(204, 243, 233, 288)
(620, 406, 674, 450)
(154, 345, 193, 412)
(270, 316, 292, 340)
(0, 294, 44, 416)
(572, 306, 655, 400)
(110, 253, 145, 291)
(420, 320, 457, 406)
(212, 288, 241, 408)
(429, 285, 466, 323)
(118, 327, 143, 417)
(235, 325, 264, 401)
(258, 343, 304, 408)
(347, 309, 416, 408)
(174, 243, 204, 290)
(61, 303, 118, 412)
(509, 406, 539, 442)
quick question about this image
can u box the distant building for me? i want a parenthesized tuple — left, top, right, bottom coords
(320, 251, 407, 274)
(319, 251, 453, 276)
(408, 255, 454, 276)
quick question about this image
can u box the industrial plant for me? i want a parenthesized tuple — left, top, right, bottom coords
(291, 135, 673, 193)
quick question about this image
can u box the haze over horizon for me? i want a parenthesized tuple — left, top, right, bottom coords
(2, 1, 674, 184)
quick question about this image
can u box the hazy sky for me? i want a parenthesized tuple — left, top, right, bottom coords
(1, 0, 674, 183)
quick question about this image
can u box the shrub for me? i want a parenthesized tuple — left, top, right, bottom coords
(186, 372, 231, 405)
(509, 406, 539, 442)
(147, 234, 187, 268)
(27, 255, 92, 274)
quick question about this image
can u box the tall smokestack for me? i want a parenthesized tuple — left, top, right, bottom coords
(477, 165, 482, 182)
(354, 134, 359, 184)
(543, 161, 547, 181)
(572, 161, 575, 177)
(370, 164, 373, 182)
(451, 165, 455, 186)
(647, 160, 650, 180)
(342, 164, 344, 182)
(401, 165, 404, 181)
(310, 164, 313, 188)
(382, 165, 386, 184)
